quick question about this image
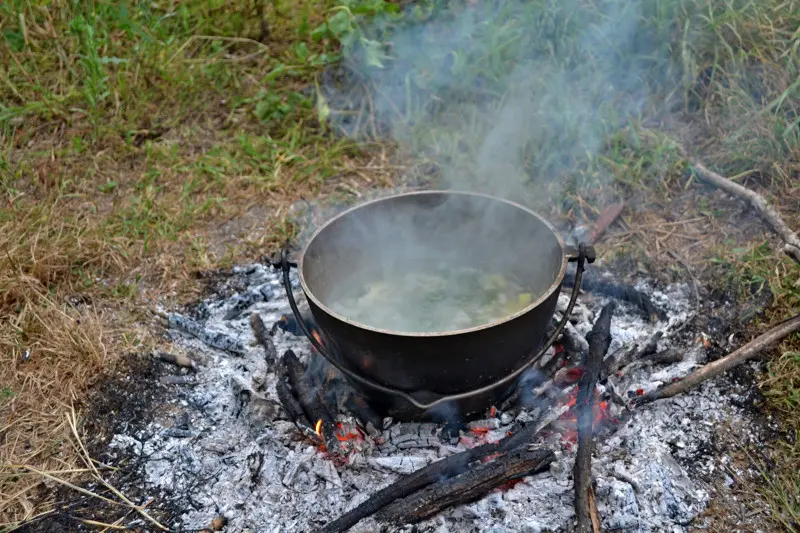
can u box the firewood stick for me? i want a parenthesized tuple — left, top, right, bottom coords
(575, 302, 614, 533)
(250, 312, 277, 364)
(321, 411, 554, 533)
(276, 377, 311, 430)
(377, 448, 555, 524)
(155, 351, 196, 371)
(588, 485, 602, 533)
(282, 350, 341, 460)
(563, 270, 663, 321)
(589, 201, 625, 244)
(690, 160, 800, 266)
(638, 313, 800, 403)
(321, 440, 502, 533)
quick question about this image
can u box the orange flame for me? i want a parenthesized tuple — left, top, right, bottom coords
(311, 329, 323, 346)
(315, 418, 323, 437)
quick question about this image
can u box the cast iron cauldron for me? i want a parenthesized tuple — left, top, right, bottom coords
(278, 191, 594, 420)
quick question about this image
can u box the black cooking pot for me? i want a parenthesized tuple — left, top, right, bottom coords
(278, 191, 594, 420)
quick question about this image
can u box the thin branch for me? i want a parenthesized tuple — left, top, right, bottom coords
(690, 161, 800, 265)
(639, 313, 800, 403)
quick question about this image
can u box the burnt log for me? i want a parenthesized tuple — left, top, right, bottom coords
(276, 372, 311, 430)
(378, 447, 555, 524)
(602, 331, 663, 380)
(574, 302, 614, 533)
(282, 350, 342, 460)
(564, 268, 664, 321)
(322, 409, 554, 533)
(250, 312, 277, 364)
(321, 440, 502, 533)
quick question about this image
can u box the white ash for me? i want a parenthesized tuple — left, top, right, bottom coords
(110, 263, 760, 532)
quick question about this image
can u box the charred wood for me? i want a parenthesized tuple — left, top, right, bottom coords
(564, 269, 664, 321)
(575, 302, 614, 533)
(167, 313, 246, 355)
(377, 447, 555, 524)
(282, 350, 341, 460)
(563, 322, 590, 355)
(224, 285, 273, 320)
(322, 409, 557, 533)
(271, 313, 304, 336)
(378, 423, 442, 452)
(602, 331, 662, 380)
(648, 348, 685, 366)
(250, 313, 277, 365)
(276, 376, 311, 429)
(321, 439, 504, 533)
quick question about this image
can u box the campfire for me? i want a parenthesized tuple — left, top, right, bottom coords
(105, 245, 800, 532)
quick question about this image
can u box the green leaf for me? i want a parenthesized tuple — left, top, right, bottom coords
(361, 38, 387, 69)
(98, 181, 117, 193)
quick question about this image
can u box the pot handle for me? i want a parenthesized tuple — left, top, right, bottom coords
(276, 244, 593, 414)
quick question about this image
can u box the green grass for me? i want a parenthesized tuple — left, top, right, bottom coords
(711, 238, 800, 530)
(1, 0, 799, 529)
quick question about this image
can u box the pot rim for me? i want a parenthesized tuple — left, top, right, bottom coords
(299, 190, 568, 338)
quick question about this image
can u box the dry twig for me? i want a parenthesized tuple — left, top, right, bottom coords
(689, 161, 800, 265)
(639, 314, 800, 403)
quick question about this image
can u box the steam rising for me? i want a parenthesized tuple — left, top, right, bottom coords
(309, 2, 689, 344)
(327, 0, 684, 201)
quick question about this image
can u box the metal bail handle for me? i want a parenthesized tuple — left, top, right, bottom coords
(276, 244, 593, 414)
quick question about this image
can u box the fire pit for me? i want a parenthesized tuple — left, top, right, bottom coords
(107, 217, 777, 532)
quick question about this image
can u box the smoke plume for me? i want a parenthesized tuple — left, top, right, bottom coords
(327, 0, 687, 202)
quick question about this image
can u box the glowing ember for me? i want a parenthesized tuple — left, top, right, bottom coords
(565, 367, 584, 381)
(490, 406, 497, 418)
(555, 387, 611, 443)
(498, 477, 526, 491)
(335, 422, 360, 442)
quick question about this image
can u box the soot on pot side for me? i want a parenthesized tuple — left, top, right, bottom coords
(108, 263, 766, 533)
